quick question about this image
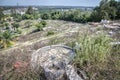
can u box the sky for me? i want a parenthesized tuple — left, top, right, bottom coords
(0, 0, 101, 7)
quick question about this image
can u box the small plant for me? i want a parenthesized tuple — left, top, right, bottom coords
(40, 20, 47, 27)
(35, 20, 47, 31)
(35, 23, 44, 31)
(47, 31, 55, 36)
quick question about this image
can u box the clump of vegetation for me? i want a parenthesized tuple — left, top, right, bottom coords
(59, 10, 90, 23)
(41, 10, 91, 23)
(70, 32, 120, 80)
(40, 20, 47, 27)
(74, 32, 112, 66)
(22, 6, 34, 20)
(41, 13, 50, 20)
(4, 22, 9, 30)
(12, 22, 20, 30)
(0, 30, 14, 48)
(35, 20, 47, 31)
(26, 6, 34, 15)
(47, 31, 55, 36)
(16, 28, 22, 34)
(22, 14, 34, 20)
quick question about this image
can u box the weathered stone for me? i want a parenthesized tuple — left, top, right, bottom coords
(66, 65, 83, 80)
(31, 45, 87, 80)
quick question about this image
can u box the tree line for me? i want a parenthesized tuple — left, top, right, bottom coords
(41, 0, 120, 22)
(0, 0, 120, 23)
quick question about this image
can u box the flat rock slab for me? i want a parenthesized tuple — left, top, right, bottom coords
(31, 45, 75, 68)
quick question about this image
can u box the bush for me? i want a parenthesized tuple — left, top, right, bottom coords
(47, 31, 55, 36)
(22, 14, 34, 20)
(35, 23, 43, 31)
(12, 14, 22, 22)
(35, 20, 47, 31)
(41, 13, 50, 20)
(40, 20, 47, 27)
(12, 22, 20, 30)
(16, 29, 22, 34)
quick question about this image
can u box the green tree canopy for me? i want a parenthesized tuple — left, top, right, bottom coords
(26, 6, 34, 15)
(91, 0, 119, 21)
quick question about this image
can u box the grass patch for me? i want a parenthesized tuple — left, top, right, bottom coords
(71, 31, 120, 80)
(74, 32, 112, 66)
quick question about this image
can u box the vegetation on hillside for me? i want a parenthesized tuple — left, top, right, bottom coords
(0, 0, 120, 79)
(0, 30, 14, 48)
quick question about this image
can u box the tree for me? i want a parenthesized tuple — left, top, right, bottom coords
(90, 0, 118, 21)
(41, 13, 50, 20)
(116, 1, 120, 19)
(26, 6, 34, 15)
(51, 12, 60, 19)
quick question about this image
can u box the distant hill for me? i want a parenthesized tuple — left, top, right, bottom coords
(0, 6, 94, 10)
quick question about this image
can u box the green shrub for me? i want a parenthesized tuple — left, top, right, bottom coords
(35, 23, 44, 31)
(47, 31, 55, 36)
(74, 33, 112, 66)
(22, 14, 34, 20)
(16, 29, 22, 34)
(12, 22, 20, 30)
(40, 20, 47, 27)
(35, 21, 47, 31)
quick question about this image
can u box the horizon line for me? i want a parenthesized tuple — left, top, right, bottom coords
(0, 5, 96, 7)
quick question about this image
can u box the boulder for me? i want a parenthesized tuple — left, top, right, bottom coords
(31, 45, 87, 80)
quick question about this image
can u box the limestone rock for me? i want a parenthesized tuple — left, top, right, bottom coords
(31, 45, 87, 80)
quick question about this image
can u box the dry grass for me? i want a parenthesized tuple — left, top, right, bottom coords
(0, 20, 120, 80)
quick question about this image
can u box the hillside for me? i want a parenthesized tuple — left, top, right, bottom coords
(0, 20, 120, 80)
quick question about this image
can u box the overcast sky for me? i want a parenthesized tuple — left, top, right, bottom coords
(0, 0, 101, 6)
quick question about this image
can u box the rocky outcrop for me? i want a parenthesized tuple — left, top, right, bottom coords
(31, 45, 87, 80)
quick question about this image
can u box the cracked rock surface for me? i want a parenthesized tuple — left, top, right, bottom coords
(31, 45, 87, 80)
